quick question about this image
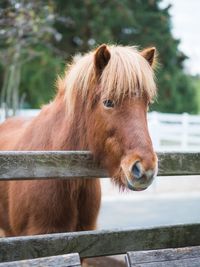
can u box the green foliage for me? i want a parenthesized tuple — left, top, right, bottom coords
(0, 0, 62, 113)
(20, 48, 64, 108)
(53, 0, 198, 113)
(191, 75, 200, 113)
(0, 0, 198, 113)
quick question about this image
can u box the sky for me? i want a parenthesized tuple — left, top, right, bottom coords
(161, 0, 200, 75)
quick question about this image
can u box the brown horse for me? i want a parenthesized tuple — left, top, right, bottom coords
(0, 44, 158, 237)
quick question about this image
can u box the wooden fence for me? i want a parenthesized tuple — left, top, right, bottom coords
(148, 112, 200, 151)
(0, 151, 200, 266)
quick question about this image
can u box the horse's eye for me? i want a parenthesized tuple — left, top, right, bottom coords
(103, 99, 115, 108)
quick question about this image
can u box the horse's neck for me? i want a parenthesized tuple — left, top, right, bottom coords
(36, 96, 88, 151)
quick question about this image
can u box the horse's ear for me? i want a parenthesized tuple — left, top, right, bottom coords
(94, 44, 111, 77)
(141, 47, 156, 67)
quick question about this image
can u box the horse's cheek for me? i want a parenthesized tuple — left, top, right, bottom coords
(103, 136, 123, 174)
(86, 125, 103, 158)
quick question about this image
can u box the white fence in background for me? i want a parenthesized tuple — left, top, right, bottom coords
(0, 109, 39, 121)
(1, 109, 200, 152)
(148, 112, 200, 151)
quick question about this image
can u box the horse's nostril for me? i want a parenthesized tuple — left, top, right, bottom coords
(131, 161, 142, 179)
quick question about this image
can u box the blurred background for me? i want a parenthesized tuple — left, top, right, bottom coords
(0, 0, 200, 114)
(0, 0, 200, 237)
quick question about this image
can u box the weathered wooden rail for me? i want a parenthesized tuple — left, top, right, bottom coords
(1, 151, 200, 180)
(0, 254, 81, 267)
(1, 224, 200, 262)
(126, 246, 200, 267)
(0, 151, 200, 266)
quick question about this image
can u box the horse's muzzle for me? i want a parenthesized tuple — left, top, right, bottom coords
(121, 160, 158, 191)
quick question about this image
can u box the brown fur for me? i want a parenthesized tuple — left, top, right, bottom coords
(0, 44, 157, 237)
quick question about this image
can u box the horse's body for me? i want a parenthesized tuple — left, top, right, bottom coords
(0, 44, 158, 237)
(0, 104, 101, 236)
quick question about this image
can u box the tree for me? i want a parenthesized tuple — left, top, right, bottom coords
(54, 0, 198, 113)
(0, 0, 63, 116)
(1, 0, 197, 113)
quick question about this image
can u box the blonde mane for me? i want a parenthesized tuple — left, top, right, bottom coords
(61, 45, 157, 115)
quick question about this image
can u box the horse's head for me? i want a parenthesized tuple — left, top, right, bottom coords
(65, 44, 158, 191)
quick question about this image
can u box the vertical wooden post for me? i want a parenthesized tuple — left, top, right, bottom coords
(148, 111, 160, 151)
(182, 113, 189, 151)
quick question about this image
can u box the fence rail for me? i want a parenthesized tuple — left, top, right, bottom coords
(1, 224, 200, 262)
(0, 151, 200, 180)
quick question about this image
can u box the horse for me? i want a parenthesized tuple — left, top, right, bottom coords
(0, 44, 158, 237)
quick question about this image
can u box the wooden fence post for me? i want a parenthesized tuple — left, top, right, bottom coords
(148, 111, 160, 150)
(182, 113, 189, 150)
